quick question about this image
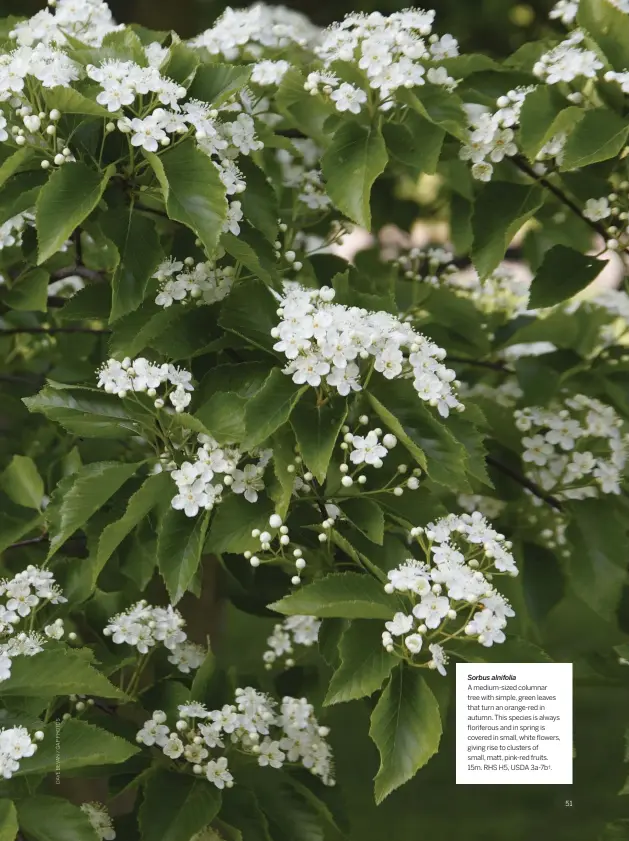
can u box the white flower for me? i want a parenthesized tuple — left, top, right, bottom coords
(162, 735, 184, 759)
(412, 594, 450, 629)
(428, 643, 448, 676)
(349, 431, 388, 465)
(583, 197, 611, 222)
(404, 633, 423, 654)
(81, 802, 116, 841)
(136, 719, 170, 747)
(258, 738, 285, 768)
(251, 59, 290, 86)
(384, 612, 414, 636)
(205, 756, 233, 789)
(231, 463, 265, 503)
(330, 82, 367, 114)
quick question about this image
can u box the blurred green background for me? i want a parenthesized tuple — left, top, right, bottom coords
(1, 0, 558, 55)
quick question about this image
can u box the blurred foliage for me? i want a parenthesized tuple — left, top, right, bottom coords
(0, 0, 558, 55)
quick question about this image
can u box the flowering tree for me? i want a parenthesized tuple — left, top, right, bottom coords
(0, 0, 628, 837)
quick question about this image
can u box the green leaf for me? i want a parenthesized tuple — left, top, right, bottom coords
(578, 0, 629, 71)
(0, 801, 17, 841)
(187, 63, 252, 107)
(399, 84, 468, 140)
(23, 387, 146, 438)
(382, 114, 445, 175)
(369, 666, 442, 803)
(45, 461, 140, 559)
(325, 620, 397, 705)
(340, 498, 384, 545)
(472, 182, 544, 278)
(221, 790, 273, 841)
(205, 493, 273, 554)
(219, 278, 279, 354)
(36, 162, 114, 265)
(157, 508, 211, 604)
(0, 455, 43, 510)
(101, 209, 161, 321)
(17, 719, 138, 775)
(156, 140, 227, 256)
(321, 122, 388, 229)
(2, 268, 49, 312)
(161, 41, 199, 85)
(221, 229, 276, 286)
(243, 369, 307, 449)
(268, 572, 397, 619)
(518, 91, 587, 164)
(43, 86, 111, 117)
(139, 770, 221, 841)
(366, 392, 427, 470)
(238, 159, 278, 242)
(560, 109, 629, 170)
(95, 471, 173, 578)
(0, 148, 32, 190)
(0, 498, 43, 555)
(17, 797, 99, 841)
(290, 396, 347, 484)
(0, 648, 122, 698)
(269, 426, 296, 520)
(566, 499, 629, 616)
(529, 246, 608, 308)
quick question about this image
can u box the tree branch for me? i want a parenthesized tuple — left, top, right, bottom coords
(486, 455, 563, 511)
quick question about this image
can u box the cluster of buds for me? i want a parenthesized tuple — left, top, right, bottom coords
(248, 514, 307, 586)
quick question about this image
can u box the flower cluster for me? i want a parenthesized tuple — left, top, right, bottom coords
(392, 244, 458, 285)
(96, 356, 194, 412)
(80, 803, 116, 841)
(382, 512, 518, 672)
(137, 689, 335, 787)
(447, 263, 532, 316)
(86, 60, 187, 117)
(460, 92, 527, 182)
(309, 10, 458, 115)
(0, 726, 41, 779)
(103, 601, 205, 674)
(275, 140, 331, 212)
(11, 0, 122, 48)
(272, 282, 463, 417)
(460, 377, 524, 409)
(0, 212, 33, 250)
(263, 615, 321, 669)
(515, 395, 629, 500)
(581, 186, 629, 251)
(169, 433, 271, 517)
(153, 256, 235, 308)
(190, 4, 320, 60)
(0, 43, 79, 100)
(0, 566, 67, 683)
(533, 30, 603, 85)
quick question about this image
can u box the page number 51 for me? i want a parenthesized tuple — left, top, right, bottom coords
(565, 800, 573, 807)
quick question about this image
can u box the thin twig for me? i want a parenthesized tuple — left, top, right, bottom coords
(1, 327, 111, 335)
(447, 356, 512, 373)
(4, 535, 47, 550)
(511, 157, 610, 242)
(51, 265, 105, 283)
(73, 228, 84, 267)
(486, 455, 563, 511)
